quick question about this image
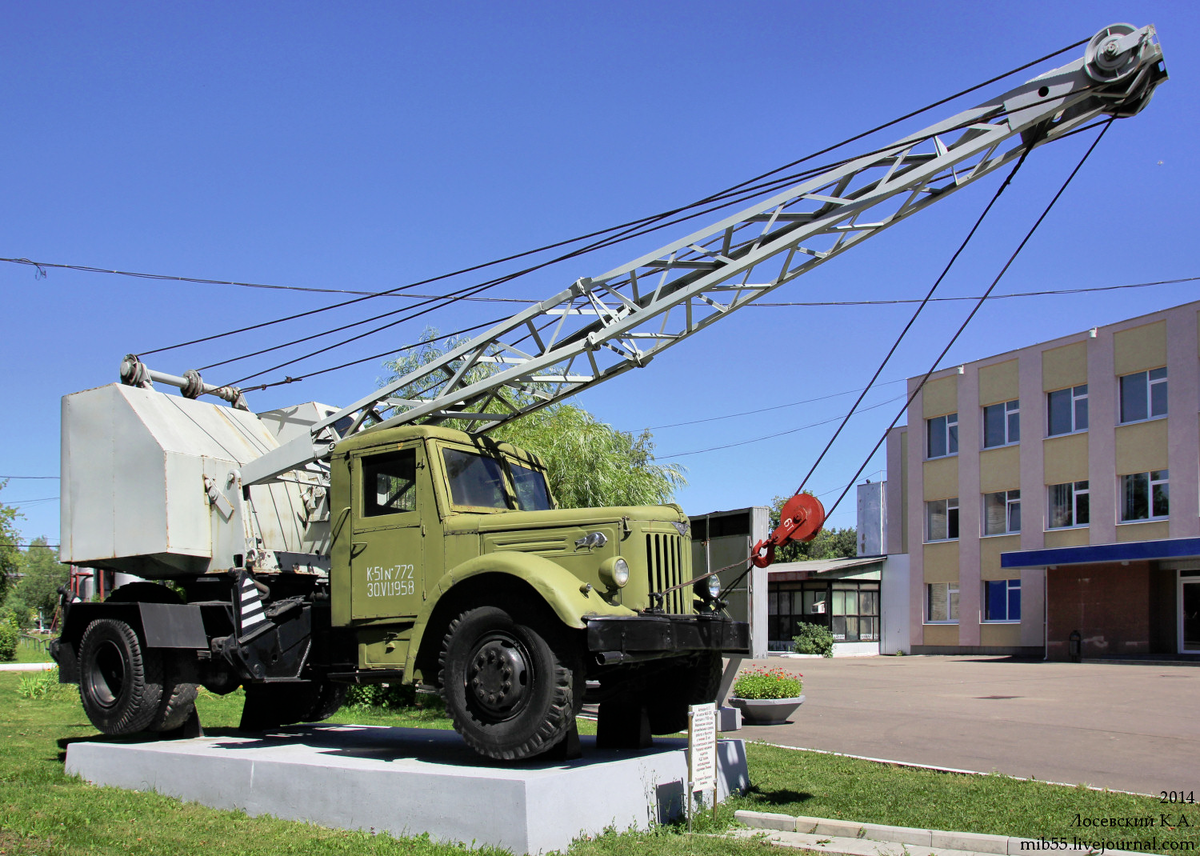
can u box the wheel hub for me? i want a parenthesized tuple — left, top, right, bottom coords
(467, 635, 528, 717)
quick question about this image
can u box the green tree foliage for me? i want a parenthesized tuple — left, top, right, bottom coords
(380, 331, 685, 509)
(0, 481, 23, 605)
(8, 538, 70, 627)
(768, 494, 857, 563)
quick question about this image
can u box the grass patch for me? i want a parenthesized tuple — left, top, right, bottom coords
(722, 743, 1200, 854)
(13, 636, 54, 664)
(0, 671, 1195, 856)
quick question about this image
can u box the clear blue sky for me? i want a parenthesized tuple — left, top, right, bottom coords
(3, 2, 1198, 546)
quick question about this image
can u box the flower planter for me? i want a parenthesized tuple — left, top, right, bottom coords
(729, 695, 805, 725)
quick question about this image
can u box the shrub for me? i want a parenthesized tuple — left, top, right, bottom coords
(344, 682, 443, 712)
(732, 667, 802, 699)
(0, 619, 19, 662)
(792, 621, 835, 657)
(18, 668, 59, 699)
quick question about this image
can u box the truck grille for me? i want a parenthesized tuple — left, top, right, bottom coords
(645, 533, 690, 615)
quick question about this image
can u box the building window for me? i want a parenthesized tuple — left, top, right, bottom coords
(927, 582, 959, 623)
(983, 400, 1019, 448)
(926, 498, 959, 541)
(1119, 367, 1167, 423)
(1048, 481, 1089, 529)
(767, 581, 880, 649)
(1047, 384, 1088, 436)
(983, 579, 1021, 622)
(1120, 470, 1169, 522)
(927, 413, 958, 458)
(983, 490, 1021, 535)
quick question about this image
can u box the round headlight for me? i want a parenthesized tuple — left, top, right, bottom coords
(706, 574, 722, 599)
(600, 557, 629, 588)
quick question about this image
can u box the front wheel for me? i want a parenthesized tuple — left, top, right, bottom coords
(439, 606, 580, 760)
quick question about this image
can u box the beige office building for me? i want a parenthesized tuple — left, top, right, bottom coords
(885, 300, 1200, 659)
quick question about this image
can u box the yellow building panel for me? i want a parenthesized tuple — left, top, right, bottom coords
(980, 623, 1023, 647)
(923, 456, 958, 500)
(1043, 342, 1088, 391)
(923, 624, 960, 645)
(1115, 419, 1168, 474)
(1044, 434, 1089, 485)
(979, 359, 1019, 406)
(1114, 321, 1167, 376)
(980, 535, 1020, 579)
(1044, 527, 1090, 549)
(1116, 521, 1169, 542)
(923, 542, 959, 582)
(979, 446, 1020, 494)
(922, 376, 958, 419)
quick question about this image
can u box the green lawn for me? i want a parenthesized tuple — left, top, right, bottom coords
(12, 636, 55, 664)
(0, 672, 1195, 856)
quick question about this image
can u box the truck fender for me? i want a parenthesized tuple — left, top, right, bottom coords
(405, 552, 632, 678)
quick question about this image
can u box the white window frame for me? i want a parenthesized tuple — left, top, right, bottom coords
(1047, 384, 1088, 436)
(1047, 481, 1089, 529)
(982, 399, 1020, 448)
(926, 497, 959, 542)
(1119, 367, 1168, 424)
(982, 579, 1021, 623)
(926, 582, 959, 624)
(1120, 470, 1169, 522)
(982, 489, 1021, 536)
(927, 412, 958, 459)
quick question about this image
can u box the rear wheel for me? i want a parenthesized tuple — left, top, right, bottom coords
(439, 606, 580, 760)
(78, 618, 163, 734)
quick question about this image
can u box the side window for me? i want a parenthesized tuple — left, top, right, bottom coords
(1119, 368, 1167, 423)
(1047, 385, 1088, 436)
(510, 462, 553, 511)
(982, 400, 1019, 448)
(927, 413, 958, 459)
(362, 448, 417, 517)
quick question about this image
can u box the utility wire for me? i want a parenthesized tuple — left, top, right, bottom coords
(793, 135, 1034, 496)
(10, 38, 1089, 373)
(647, 380, 907, 430)
(0, 476, 59, 480)
(822, 120, 1115, 523)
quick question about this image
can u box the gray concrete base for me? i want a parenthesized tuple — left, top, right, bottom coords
(65, 725, 748, 855)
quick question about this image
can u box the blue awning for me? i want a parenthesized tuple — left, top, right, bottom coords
(1001, 537, 1200, 569)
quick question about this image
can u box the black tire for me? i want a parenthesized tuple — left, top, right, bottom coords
(78, 618, 164, 735)
(438, 606, 580, 760)
(305, 682, 347, 722)
(239, 680, 345, 730)
(646, 652, 722, 735)
(151, 665, 199, 732)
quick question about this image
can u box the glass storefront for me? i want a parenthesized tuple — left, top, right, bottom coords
(768, 578, 880, 649)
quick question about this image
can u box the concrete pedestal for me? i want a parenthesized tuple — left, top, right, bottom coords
(65, 725, 748, 855)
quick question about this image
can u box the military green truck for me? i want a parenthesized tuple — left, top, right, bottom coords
(52, 23, 1166, 760)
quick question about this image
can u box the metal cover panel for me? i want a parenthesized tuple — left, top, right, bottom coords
(139, 603, 210, 649)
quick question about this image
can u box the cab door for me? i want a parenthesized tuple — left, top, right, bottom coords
(349, 444, 426, 621)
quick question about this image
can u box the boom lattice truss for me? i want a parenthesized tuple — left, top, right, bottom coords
(240, 24, 1165, 485)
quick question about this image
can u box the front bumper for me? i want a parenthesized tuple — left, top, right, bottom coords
(584, 614, 749, 662)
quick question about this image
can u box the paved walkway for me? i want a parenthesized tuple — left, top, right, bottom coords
(729, 655, 1199, 796)
(0, 662, 55, 671)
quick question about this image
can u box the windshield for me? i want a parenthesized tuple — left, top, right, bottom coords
(443, 448, 510, 509)
(510, 462, 553, 511)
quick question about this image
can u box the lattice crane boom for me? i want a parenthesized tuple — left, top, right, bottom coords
(233, 23, 1164, 485)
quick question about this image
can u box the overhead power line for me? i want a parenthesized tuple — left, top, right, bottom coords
(821, 120, 1115, 523)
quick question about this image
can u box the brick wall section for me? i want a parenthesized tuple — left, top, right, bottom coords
(1047, 563, 1153, 659)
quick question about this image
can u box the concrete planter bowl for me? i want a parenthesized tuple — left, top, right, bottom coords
(729, 695, 805, 725)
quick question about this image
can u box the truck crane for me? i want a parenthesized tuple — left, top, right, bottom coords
(52, 24, 1166, 761)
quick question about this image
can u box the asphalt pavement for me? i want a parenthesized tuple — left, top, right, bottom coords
(728, 655, 1199, 796)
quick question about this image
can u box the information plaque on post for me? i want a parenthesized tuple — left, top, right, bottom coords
(687, 701, 718, 827)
